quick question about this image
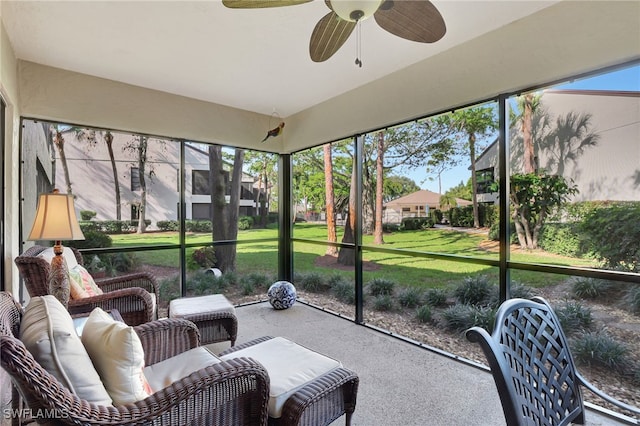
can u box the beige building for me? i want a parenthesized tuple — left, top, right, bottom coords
(384, 189, 472, 223)
(475, 90, 640, 204)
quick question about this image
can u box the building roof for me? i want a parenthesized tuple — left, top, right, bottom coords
(385, 190, 472, 209)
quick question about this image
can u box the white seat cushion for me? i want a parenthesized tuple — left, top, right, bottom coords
(169, 294, 235, 317)
(143, 346, 221, 391)
(19, 295, 113, 406)
(220, 337, 341, 418)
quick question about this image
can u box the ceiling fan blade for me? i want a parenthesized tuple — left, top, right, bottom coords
(222, 0, 312, 9)
(374, 0, 446, 43)
(309, 11, 356, 62)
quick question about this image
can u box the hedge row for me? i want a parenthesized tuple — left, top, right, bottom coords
(448, 204, 496, 228)
(80, 220, 151, 234)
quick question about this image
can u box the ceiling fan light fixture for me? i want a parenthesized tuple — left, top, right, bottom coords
(330, 0, 383, 22)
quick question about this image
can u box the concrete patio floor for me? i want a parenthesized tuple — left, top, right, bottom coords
(208, 300, 636, 426)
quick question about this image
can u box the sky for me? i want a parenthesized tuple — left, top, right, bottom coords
(413, 64, 640, 194)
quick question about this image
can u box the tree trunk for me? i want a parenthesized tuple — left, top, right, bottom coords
(522, 93, 536, 174)
(105, 131, 122, 221)
(136, 136, 148, 233)
(374, 132, 385, 244)
(323, 144, 338, 256)
(54, 130, 73, 194)
(338, 160, 357, 266)
(209, 146, 244, 272)
(361, 161, 374, 235)
(209, 145, 229, 269)
(468, 132, 480, 228)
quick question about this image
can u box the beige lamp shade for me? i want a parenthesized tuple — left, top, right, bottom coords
(28, 192, 85, 241)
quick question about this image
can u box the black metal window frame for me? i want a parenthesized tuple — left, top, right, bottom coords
(17, 60, 640, 308)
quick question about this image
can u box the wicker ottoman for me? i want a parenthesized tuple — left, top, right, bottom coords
(220, 336, 359, 426)
(168, 294, 237, 346)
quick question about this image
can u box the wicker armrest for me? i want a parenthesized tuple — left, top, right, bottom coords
(134, 318, 200, 365)
(2, 336, 270, 425)
(95, 271, 158, 296)
(67, 286, 155, 325)
(279, 367, 359, 426)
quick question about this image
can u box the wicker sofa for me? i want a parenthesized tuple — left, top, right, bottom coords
(0, 291, 270, 425)
(15, 245, 157, 326)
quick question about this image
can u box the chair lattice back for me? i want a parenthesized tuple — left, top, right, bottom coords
(467, 297, 585, 426)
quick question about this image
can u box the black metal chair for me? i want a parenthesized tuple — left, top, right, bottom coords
(466, 297, 639, 426)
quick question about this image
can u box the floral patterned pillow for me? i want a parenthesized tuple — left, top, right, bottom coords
(68, 264, 103, 299)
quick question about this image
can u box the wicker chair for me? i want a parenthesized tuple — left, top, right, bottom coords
(15, 245, 157, 325)
(0, 291, 270, 426)
(466, 297, 640, 426)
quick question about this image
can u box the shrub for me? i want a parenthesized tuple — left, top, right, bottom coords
(398, 287, 422, 308)
(332, 280, 355, 304)
(373, 295, 394, 311)
(415, 305, 432, 323)
(625, 285, 640, 314)
(382, 223, 401, 232)
(401, 217, 434, 230)
(185, 220, 212, 233)
(157, 220, 179, 231)
(368, 278, 395, 296)
(572, 330, 630, 372)
(242, 272, 271, 290)
(488, 221, 519, 244)
(430, 209, 444, 225)
(65, 229, 112, 249)
(219, 271, 239, 287)
(80, 210, 97, 221)
(579, 202, 640, 272)
(539, 223, 584, 257)
(241, 280, 255, 295)
(449, 204, 492, 228)
(571, 277, 611, 300)
(298, 272, 326, 292)
(454, 275, 493, 306)
(441, 304, 496, 333)
(326, 273, 347, 288)
(158, 276, 180, 303)
(424, 288, 448, 307)
(191, 246, 217, 268)
(187, 270, 214, 295)
(555, 301, 592, 332)
(486, 282, 534, 308)
(238, 216, 254, 230)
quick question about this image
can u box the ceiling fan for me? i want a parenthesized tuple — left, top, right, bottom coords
(222, 0, 446, 64)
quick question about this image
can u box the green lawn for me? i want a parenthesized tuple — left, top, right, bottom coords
(111, 224, 596, 289)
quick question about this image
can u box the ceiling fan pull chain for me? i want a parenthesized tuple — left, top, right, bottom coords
(355, 20, 363, 67)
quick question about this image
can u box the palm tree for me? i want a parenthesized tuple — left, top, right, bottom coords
(439, 193, 457, 211)
(450, 107, 498, 228)
(51, 125, 73, 194)
(104, 131, 122, 220)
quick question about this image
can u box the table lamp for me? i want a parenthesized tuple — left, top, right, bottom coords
(28, 189, 85, 307)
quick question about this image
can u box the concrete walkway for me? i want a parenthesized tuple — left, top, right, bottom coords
(209, 300, 636, 426)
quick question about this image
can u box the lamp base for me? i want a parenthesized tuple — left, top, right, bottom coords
(49, 245, 70, 308)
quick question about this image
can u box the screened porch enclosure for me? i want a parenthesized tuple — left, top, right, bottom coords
(17, 62, 640, 422)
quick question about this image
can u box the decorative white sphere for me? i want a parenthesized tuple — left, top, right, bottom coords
(268, 281, 297, 310)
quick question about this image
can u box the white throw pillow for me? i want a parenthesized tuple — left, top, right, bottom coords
(81, 308, 152, 405)
(19, 295, 112, 406)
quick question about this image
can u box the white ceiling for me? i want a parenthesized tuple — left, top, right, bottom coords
(1, 0, 559, 117)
